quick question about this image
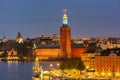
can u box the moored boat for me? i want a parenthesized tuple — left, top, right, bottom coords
(32, 58, 43, 78)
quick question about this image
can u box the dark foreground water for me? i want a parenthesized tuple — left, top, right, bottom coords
(0, 61, 59, 80)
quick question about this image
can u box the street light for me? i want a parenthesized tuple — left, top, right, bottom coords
(49, 64, 53, 70)
(49, 64, 53, 80)
(108, 72, 112, 77)
(50, 64, 53, 67)
(57, 63, 60, 69)
(115, 72, 120, 77)
(101, 72, 105, 78)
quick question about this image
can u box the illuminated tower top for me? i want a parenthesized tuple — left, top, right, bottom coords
(62, 9, 68, 26)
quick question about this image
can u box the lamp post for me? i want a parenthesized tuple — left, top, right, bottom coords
(49, 64, 53, 74)
(49, 64, 53, 70)
(57, 63, 60, 69)
(49, 64, 53, 80)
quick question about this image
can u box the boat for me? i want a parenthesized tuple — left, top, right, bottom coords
(32, 58, 43, 78)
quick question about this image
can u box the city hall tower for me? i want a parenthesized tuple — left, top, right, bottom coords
(60, 10, 71, 58)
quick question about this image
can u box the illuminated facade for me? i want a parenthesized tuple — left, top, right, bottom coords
(60, 9, 71, 58)
(33, 10, 86, 59)
(71, 46, 87, 58)
(81, 53, 95, 70)
(94, 52, 120, 78)
(34, 44, 86, 59)
(7, 49, 18, 60)
(34, 48, 60, 59)
(81, 52, 120, 78)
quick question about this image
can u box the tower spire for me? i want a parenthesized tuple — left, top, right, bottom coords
(62, 9, 68, 26)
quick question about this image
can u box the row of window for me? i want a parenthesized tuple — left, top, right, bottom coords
(96, 57, 120, 59)
(96, 69, 119, 72)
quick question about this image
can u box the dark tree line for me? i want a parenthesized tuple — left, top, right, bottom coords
(60, 58, 85, 71)
(87, 43, 98, 53)
(15, 42, 33, 59)
(0, 41, 33, 60)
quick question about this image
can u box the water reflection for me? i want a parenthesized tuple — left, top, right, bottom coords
(0, 61, 59, 80)
(0, 61, 33, 80)
(8, 61, 18, 72)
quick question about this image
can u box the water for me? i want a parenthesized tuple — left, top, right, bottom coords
(0, 61, 59, 80)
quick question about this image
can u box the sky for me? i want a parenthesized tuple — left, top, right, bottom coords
(0, 0, 120, 39)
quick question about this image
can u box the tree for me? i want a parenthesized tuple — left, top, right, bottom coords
(87, 43, 97, 53)
(0, 50, 8, 58)
(16, 42, 33, 60)
(60, 58, 85, 71)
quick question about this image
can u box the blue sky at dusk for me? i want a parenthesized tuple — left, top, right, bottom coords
(0, 0, 120, 39)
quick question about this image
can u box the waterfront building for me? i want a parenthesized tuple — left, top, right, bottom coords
(34, 44, 86, 59)
(7, 48, 18, 60)
(34, 44, 60, 59)
(33, 10, 86, 59)
(0, 51, 4, 55)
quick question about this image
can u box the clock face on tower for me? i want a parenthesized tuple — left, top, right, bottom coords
(63, 19, 67, 25)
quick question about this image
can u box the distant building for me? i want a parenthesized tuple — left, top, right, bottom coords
(7, 48, 18, 60)
(7, 48, 17, 56)
(2, 37, 7, 43)
(16, 32, 23, 43)
(100, 40, 120, 50)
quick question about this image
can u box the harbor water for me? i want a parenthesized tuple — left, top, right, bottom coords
(0, 61, 59, 80)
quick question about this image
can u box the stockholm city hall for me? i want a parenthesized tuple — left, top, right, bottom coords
(34, 10, 86, 59)
(60, 10, 71, 58)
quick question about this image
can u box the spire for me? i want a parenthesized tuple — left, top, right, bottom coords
(62, 9, 68, 26)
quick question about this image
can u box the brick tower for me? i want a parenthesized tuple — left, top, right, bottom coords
(60, 9, 71, 58)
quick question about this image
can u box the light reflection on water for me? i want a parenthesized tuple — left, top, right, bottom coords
(0, 61, 59, 80)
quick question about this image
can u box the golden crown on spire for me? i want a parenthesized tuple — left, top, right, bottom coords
(63, 9, 67, 19)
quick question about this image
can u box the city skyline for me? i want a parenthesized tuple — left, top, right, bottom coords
(0, 0, 120, 39)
